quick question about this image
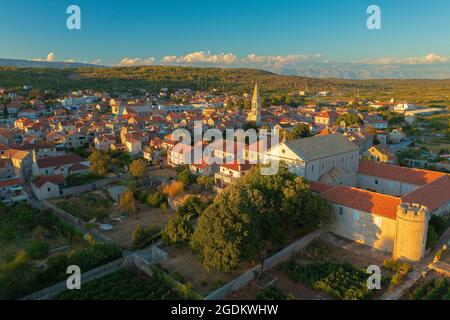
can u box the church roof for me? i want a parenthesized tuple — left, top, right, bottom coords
(285, 134, 359, 161)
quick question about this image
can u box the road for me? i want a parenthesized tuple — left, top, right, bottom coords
(389, 138, 414, 153)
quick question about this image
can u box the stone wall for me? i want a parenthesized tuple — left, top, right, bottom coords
(205, 229, 325, 300)
(262, 229, 325, 272)
(62, 178, 116, 197)
(204, 264, 263, 300)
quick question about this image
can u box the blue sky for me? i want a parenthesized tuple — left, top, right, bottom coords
(0, 0, 449, 78)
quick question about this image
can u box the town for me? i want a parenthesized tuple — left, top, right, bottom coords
(0, 71, 448, 301)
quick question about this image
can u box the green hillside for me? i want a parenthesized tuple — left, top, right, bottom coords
(0, 66, 449, 105)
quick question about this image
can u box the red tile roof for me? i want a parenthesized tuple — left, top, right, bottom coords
(358, 160, 445, 186)
(220, 161, 252, 172)
(0, 178, 22, 188)
(36, 153, 86, 169)
(320, 185, 401, 220)
(402, 175, 450, 213)
(32, 174, 64, 188)
(309, 181, 334, 193)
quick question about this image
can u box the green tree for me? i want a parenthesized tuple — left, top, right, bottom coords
(163, 215, 193, 246)
(286, 123, 311, 140)
(177, 168, 195, 185)
(26, 240, 50, 259)
(190, 166, 333, 272)
(197, 175, 215, 190)
(129, 159, 146, 178)
(119, 189, 137, 214)
(0, 97, 11, 119)
(190, 185, 258, 272)
(88, 150, 112, 176)
(335, 113, 362, 127)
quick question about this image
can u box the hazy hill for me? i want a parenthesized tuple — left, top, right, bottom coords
(0, 58, 101, 69)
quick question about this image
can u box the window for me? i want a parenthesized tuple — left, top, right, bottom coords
(311, 165, 314, 172)
(375, 179, 379, 185)
(338, 207, 344, 216)
(322, 163, 325, 170)
(47, 187, 51, 192)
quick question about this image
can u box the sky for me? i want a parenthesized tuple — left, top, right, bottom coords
(0, 0, 449, 78)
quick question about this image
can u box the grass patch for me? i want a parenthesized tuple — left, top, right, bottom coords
(56, 191, 112, 222)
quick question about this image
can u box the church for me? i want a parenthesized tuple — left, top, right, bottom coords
(246, 83, 262, 125)
(263, 133, 450, 263)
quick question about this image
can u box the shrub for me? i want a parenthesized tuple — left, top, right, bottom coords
(256, 286, 287, 300)
(429, 215, 449, 237)
(26, 240, 50, 260)
(197, 175, 214, 190)
(177, 168, 195, 185)
(177, 196, 209, 219)
(383, 259, 413, 275)
(132, 224, 161, 248)
(162, 215, 193, 246)
(426, 225, 439, 249)
(65, 173, 102, 187)
(119, 190, 137, 214)
(163, 181, 184, 198)
(281, 260, 373, 300)
(146, 191, 168, 208)
(390, 273, 403, 286)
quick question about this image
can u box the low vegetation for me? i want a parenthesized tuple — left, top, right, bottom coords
(0, 241, 122, 300)
(383, 259, 413, 287)
(56, 191, 111, 222)
(65, 172, 103, 187)
(409, 278, 450, 300)
(131, 224, 161, 249)
(55, 267, 181, 300)
(281, 260, 374, 300)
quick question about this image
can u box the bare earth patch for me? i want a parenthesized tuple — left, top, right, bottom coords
(96, 204, 176, 249)
(160, 245, 250, 296)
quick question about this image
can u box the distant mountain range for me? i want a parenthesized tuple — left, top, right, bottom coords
(0, 58, 103, 69)
(1, 58, 450, 80)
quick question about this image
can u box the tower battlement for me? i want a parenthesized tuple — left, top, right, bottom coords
(397, 203, 429, 221)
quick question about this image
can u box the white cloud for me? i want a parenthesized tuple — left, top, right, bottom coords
(159, 51, 321, 69)
(118, 57, 156, 66)
(91, 59, 102, 65)
(46, 52, 55, 62)
(355, 53, 449, 65)
(64, 59, 75, 63)
(31, 52, 56, 62)
(161, 51, 238, 65)
(161, 55, 178, 63)
(242, 53, 321, 66)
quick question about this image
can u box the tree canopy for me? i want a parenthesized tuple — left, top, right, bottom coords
(129, 159, 146, 178)
(190, 166, 334, 272)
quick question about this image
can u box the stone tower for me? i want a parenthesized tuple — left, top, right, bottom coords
(247, 83, 261, 125)
(393, 203, 430, 262)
